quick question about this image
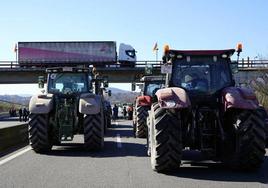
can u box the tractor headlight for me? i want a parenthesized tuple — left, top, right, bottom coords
(163, 100, 176, 108)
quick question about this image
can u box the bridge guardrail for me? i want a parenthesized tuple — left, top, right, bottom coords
(0, 60, 268, 70)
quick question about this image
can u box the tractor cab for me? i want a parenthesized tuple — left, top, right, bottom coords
(140, 76, 165, 97)
(162, 47, 240, 106)
(45, 67, 92, 96)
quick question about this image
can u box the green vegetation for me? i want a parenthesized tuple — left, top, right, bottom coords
(251, 73, 268, 110)
(0, 101, 24, 113)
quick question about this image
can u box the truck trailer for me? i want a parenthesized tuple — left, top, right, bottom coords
(18, 41, 136, 67)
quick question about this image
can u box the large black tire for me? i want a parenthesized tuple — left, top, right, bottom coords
(256, 107, 268, 147)
(28, 114, 52, 153)
(135, 106, 149, 138)
(84, 113, 104, 151)
(147, 115, 151, 156)
(150, 103, 182, 172)
(132, 106, 137, 137)
(106, 111, 112, 128)
(223, 110, 266, 170)
(103, 111, 108, 134)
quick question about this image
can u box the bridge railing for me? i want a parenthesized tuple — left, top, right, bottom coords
(0, 60, 268, 69)
(238, 59, 268, 68)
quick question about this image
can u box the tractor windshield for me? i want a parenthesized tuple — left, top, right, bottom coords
(171, 59, 233, 95)
(144, 82, 164, 96)
(48, 73, 90, 94)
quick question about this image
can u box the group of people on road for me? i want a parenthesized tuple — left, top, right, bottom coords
(9, 108, 17, 117)
(112, 104, 133, 121)
(18, 108, 29, 122)
(9, 107, 29, 121)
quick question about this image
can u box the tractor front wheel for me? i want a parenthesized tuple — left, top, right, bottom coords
(29, 114, 52, 153)
(84, 113, 104, 151)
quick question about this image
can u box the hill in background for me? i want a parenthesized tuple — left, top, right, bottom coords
(0, 87, 140, 112)
(106, 87, 139, 104)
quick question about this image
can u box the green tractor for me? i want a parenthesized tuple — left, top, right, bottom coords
(147, 44, 266, 172)
(92, 75, 112, 130)
(29, 67, 105, 153)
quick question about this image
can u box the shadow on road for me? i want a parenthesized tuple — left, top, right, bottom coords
(44, 122, 147, 157)
(164, 153, 268, 184)
(44, 140, 147, 158)
(34, 120, 268, 184)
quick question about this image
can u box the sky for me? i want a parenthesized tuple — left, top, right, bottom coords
(0, 0, 268, 94)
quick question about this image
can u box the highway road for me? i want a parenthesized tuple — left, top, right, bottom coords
(0, 117, 27, 129)
(0, 120, 267, 188)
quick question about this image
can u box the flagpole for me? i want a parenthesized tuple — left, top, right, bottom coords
(156, 48, 158, 62)
(14, 44, 18, 62)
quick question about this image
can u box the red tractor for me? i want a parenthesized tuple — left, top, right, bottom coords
(133, 76, 164, 138)
(147, 44, 266, 172)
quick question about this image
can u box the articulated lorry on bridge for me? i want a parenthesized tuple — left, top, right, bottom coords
(18, 41, 136, 67)
(147, 44, 267, 172)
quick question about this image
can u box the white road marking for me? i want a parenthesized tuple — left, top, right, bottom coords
(116, 134, 122, 148)
(0, 146, 31, 166)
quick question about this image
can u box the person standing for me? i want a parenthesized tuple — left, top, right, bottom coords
(123, 106, 127, 119)
(23, 108, 28, 122)
(127, 104, 133, 120)
(112, 104, 118, 121)
(19, 108, 23, 122)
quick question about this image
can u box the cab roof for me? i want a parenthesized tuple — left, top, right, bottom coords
(168, 49, 235, 57)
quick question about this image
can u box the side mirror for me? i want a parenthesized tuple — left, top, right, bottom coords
(131, 83, 136, 91)
(103, 76, 109, 88)
(136, 83, 144, 92)
(161, 64, 172, 74)
(145, 64, 153, 75)
(38, 76, 45, 89)
(103, 80, 109, 88)
(108, 90, 112, 97)
(230, 61, 239, 74)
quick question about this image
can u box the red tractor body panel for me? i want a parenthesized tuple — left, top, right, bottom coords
(222, 87, 259, 111)
(136, 95, 152, 106)
(155, 87, 191, 109)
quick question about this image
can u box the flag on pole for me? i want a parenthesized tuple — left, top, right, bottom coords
(14, 44, 17, 53)
(153, 42, 158, 51)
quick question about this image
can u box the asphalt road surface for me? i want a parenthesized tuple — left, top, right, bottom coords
(0, 120, 267, 188)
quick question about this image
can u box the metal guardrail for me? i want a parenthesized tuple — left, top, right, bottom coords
(0, 60, 268, 70)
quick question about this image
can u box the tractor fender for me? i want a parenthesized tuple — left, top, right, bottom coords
(155, 87, 191, 109)
(29, 94, 54, 114)
(136, 95, 152, 106)
(222, 87, 259, 111)
(79, 93, 102, 115)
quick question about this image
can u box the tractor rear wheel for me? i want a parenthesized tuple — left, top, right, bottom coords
(84, 113, 104, 151)
(223, 110, 266, 170)
(146, 115, 151, 156)
(150, 103, 182, 172)
(29, 114, 52, 153)
(106, 111, 111, 128)
(135, 106, 149, 138)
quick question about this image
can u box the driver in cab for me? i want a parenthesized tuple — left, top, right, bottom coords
(183, 74, 208, 92)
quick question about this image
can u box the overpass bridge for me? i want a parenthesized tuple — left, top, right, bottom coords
(0, 60, 267, 84)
